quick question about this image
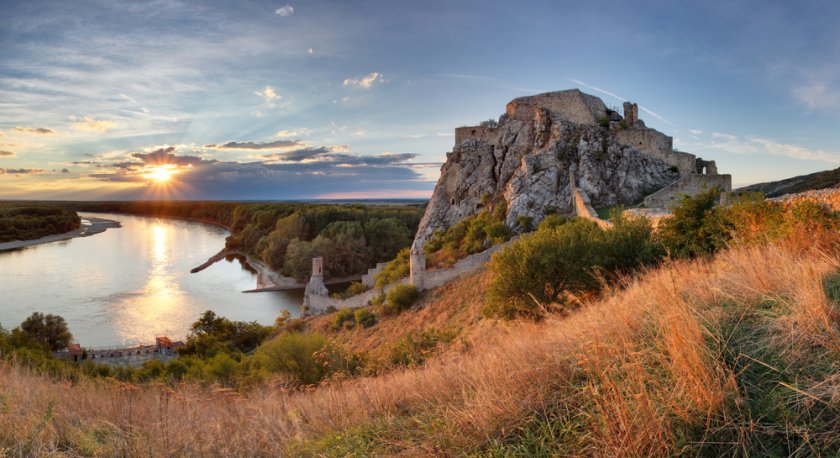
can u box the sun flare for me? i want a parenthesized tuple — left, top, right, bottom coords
(143, 164, 179, 183)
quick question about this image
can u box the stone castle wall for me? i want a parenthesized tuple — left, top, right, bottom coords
(505, 89, 607, 125)
(454, 126, 498, 146)
(614, 128, 696, 175)
(643, 174, 732, 208)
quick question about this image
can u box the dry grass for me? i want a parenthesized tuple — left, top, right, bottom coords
(1, 239, 839, 456)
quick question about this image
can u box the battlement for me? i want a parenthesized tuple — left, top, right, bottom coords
(454, 126, 498, 146)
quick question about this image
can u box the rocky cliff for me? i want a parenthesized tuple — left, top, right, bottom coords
(413, 89, 700, 248)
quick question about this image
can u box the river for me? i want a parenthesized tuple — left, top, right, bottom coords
(0, 213, 307, 348)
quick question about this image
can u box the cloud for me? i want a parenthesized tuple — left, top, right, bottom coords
(72, 116, 117, 132)
(793, 82, 840, 111)
(307, 48, 314, 55)
(61, 168, 70, 173)
(131, 146, 216, 166)
(206, 140, 304, 150)
(12, 127, 55, 135)
(343, 72, 384, 89)
(1, 168, 43, 175)
(700, 132, 840, 164)
(0, 151, 15, 157)
(275, 128, 308, 138)
(254, 86, 280, 101)
(275, 5, 294, 16)
(263, 148, 415, 166)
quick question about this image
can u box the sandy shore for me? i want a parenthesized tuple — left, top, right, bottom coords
(0, 216, 122, 252)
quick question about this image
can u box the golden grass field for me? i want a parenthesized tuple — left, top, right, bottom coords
(2, 234, 839, 456)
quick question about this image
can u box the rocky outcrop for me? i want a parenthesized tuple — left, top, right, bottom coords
(413, 89, 691, 248)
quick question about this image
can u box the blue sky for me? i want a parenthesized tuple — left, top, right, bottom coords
(1, 0, 838, 199)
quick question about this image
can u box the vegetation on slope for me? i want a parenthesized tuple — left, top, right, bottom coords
(739, 166, 840, 197)
(0, 204, 80, 243)
(1, 192, 839, 456)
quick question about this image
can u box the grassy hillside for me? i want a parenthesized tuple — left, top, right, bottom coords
(739, 167, 840, 197)
(2, 235, 839, 456)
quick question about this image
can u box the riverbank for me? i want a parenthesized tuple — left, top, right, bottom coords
(0, 216, 121, 252)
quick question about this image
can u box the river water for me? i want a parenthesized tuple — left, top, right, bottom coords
(0, 213, 305, 348)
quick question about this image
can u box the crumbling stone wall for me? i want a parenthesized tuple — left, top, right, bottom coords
(505, 89, 607, 125)
(614, 128, 696, 175)
(643, 174, 732, 208)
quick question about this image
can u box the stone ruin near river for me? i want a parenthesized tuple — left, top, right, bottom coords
(305, 89, 732, 312)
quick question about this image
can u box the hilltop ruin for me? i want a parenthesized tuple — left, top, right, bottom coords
(413, 89, 731, 248)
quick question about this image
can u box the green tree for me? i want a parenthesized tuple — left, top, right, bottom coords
(18, 312, 73, 351)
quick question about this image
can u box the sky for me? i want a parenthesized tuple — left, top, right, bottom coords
(1, 0, 839, 200)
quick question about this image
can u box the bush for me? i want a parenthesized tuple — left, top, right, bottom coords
(384, 284, 420, 314)
(375, 248, 410, 288)
(658, 188, 731, 258)
(424, 203, 512, 268)
(18, 312, 73, 351)
(388, 328, 456, 367)
(254, 332, 334, 385)
(485, 215, 662, 319)
(354, 308, 377, 328)
(331, 309, 356, 330)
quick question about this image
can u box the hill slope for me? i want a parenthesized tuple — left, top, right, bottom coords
(2, 238, 839, 456)
(739, 167, 840, 197)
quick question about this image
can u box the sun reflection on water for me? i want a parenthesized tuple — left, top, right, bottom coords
(113, 220, 189, 344)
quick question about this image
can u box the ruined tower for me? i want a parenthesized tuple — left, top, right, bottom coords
(623, 101, 638, 127)
(303, 257, 329, 312)
(409, 249, 425, 290)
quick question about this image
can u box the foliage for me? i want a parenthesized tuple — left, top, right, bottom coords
(388, 328, 457, 367)
(486, 215, 661, 318)
(0, 204, 81, 243)
(479, 119, 498, 128)
(598, 116, 609, 128)
(374, 247, 410, 287)
(177, 310, 272, 358)
(424, 202, 513, 268)
(354, 308, 377, 328)
(331, 309, 356, 330)
(18, 312, 73, 351)
(382, 284, 419, 315)
(619, 119, 629, 129)
(254, 332, 359, 385)
(333, 281, 369, 299)
(657, 188, 731, 258)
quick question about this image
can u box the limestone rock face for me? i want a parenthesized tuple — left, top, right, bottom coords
(413, 89, 683, 248)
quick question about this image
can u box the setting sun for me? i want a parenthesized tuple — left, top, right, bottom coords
(143, 164, 179, 183)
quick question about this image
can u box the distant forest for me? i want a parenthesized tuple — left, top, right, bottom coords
(0, 204, 81, 243)
(59, 201, 426, 280)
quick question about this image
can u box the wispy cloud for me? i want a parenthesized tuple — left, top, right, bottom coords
(694, 131, 840, 164)
(12, 127, 55, 135)
(205, 140, 304, 150)
(275, 128, 308, 138)
(793, 81, 840, 111)
(275, 5, 294, 16)
(0, 151, 15, 157)
(72, 116, 117, 132)
(343, 72, 384, 89)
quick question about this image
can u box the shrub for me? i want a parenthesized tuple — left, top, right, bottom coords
(658, 188, 731, 258)
(388, 328, 457, 367)
(254, 332, 333, 385)
(486, 215, 662, 319)
(599, 116, 609, 128)
(385, 284, 420, 314)
(331, 308, 356, 330)
(18, 312, 73, 351)
(479, 119, 498, 128)
(619, 119, 628, 129)
(354, 308, 377, 328)
(486, 219, 604, 318)
(375, 247, 410, 288)
(425, 203, 512, 268)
